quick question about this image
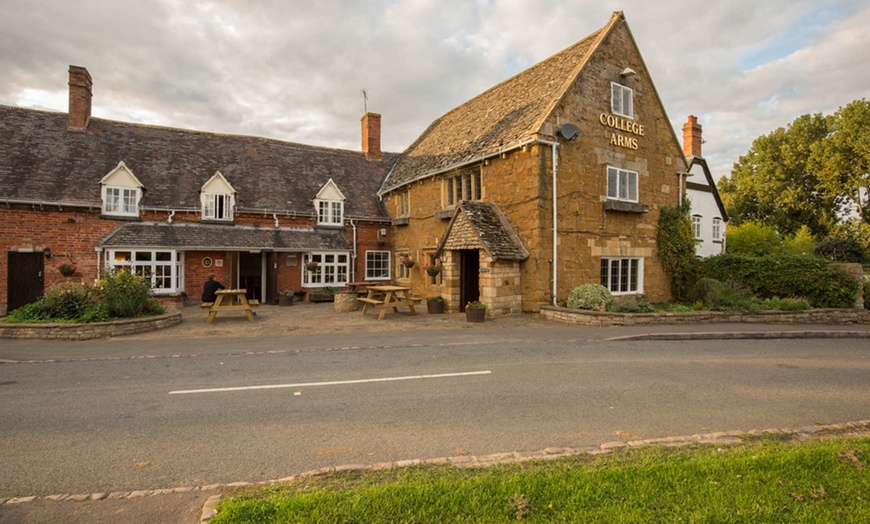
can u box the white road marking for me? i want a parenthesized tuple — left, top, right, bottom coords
(169, 370, 492, 395)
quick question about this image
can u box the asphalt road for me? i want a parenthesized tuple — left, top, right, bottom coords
(1, 334, 868, 503)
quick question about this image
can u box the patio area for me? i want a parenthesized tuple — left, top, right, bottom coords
(131, 301, 555, 340)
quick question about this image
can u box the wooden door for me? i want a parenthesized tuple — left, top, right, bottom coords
(459, 249, 479, 312)
(7, 252, 45, 312)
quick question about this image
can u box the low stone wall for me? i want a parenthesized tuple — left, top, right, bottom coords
(540, 306, 870, 327)
(0, 312, 182, 340)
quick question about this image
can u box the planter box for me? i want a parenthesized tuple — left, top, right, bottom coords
(310, 293, 334, 303)
(427, 301, 445, 314)
(278, 295, 294, 307)
(465, 308, 486, 323)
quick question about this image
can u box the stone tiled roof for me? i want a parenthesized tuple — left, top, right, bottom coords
(380, 12, 621, 195)
(0, 106, 398, 219)
(99, 222, 351, 250)
(437, 201, 529, 261)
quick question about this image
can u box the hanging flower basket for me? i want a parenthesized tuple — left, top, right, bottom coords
(56, 262, 77, 276)
(422, 261, 442, 276)
(305, 261, 320, 271)
(401, 256, 415, 268)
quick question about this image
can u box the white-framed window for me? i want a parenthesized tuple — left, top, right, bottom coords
(303, 252, 349, 286)
(316, 200, 344, 226)
(365, 251, 391, 280)
(611, 82, 633, 119)
(606, 166, 638, 202)
(445, 168, 482, 207)
(202, 193, 234, 221)
(692, 215, 703, 239)
(105, 249, 183, 294)
(712, 218, 722, 241)
(102, 186, 140, 217)
(600, 257, 643, 295)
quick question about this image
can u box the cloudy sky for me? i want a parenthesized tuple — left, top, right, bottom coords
(1, 0, 867, 179)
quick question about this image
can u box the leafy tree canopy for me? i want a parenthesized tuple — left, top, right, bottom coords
(719, 99, 870, 237)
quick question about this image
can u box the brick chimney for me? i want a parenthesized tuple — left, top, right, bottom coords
(68, 65, 93, 131)
(361, 112, 381, 161)
(682, 115, 702, 158)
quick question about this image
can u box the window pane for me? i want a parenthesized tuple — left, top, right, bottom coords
(627, 172, 637, 201)
(135, 252, 152, 261)
(619, 171, 629, 200)
(630, 259, 639, 291)
(600, 259, 608, 287)
(611, 83, 621, 113)
(447, 178, 454, 206)
(607, 168, 618, 199)
(473, 170, 481, 200)
(463, 173, 472, 201)
(622, 88, 633, 118)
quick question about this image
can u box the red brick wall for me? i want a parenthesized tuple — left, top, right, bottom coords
(1, 205, 389, 313)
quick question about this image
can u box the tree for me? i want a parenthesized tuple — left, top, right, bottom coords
(810, 99, 870, 225)
(657, 200, 696, 300)
(718, 112, 845, 237)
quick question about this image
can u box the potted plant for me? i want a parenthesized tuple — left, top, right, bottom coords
(56, 262, 77, 276)
(278, 290, 294, 306)
(427, 295, 445, 314)
(401, 256, 415, 268)
(305, 261, 320, 271)
(465, 300, 486, 322)
(422, 260, 442, 277)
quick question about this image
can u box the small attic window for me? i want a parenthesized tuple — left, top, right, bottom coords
(200, 171, 236, 222)
(611, 82, 634, 119)
(314, 178, 347, 227)
(100, 161, 143, 217)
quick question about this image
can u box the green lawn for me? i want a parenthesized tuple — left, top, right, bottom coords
(212, 436, 869, 523)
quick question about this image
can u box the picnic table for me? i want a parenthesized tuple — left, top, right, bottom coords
(358, 285, 420, 320)
(202, 288, 259, 323)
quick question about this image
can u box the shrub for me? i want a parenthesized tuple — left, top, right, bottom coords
(5, 301, 53, 322)
(698, 254, 858, 308)
(688, 278, 722, 304)
(40, 284, 94, 320)
(94, 269, 153, 318)
(814, 237, 867, 263)
(702, 280, 759, 312)
(567, 284, 613, 310)
(759, 297, 811, 311)
(726, 222, 783, 256)
(865, 281, 869, 310)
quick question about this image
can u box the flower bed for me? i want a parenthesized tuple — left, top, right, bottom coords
(0, 311, 182, 340)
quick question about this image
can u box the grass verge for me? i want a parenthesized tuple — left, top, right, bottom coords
(212, 436, 869, 523)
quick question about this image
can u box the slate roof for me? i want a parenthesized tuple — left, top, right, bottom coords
(0, 105, 398, 219)
(379, 12, 621, 195)
(99, 222, 351, 251)
(437, 201, 529, 261)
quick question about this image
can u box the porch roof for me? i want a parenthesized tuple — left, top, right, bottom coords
(436, 201, 529, 262)
(98, 222, 351, 251)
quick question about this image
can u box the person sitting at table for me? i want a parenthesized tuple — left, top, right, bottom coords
(201, 274, 225, 303)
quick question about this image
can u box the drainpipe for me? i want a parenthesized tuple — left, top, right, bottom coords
(535, 139, 560, 306)
(349, 219, 357, 283)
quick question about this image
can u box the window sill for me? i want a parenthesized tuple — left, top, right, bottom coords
(391, 217, 410, 226)
(101, 214, 142, 221)
(435, 210, 453, 220)
(200, 219, 235, 225)
(603, 200, 648, 213)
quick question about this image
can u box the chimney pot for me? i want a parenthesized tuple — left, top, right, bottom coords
(68, 65, 93, 132)
(361, 112, 382, 161)
(682, 115, 702, 158)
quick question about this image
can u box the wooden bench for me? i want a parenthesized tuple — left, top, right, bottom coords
(200, 302, 214, 309)
(357, 297, 385, 306)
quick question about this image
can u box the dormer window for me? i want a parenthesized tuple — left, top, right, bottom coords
(100, 161, 143, 217)
(200, 171, 235, 222)
(611, 82, 633, 119)
(314, 178, 346, 227)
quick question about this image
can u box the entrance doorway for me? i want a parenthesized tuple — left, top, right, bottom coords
(7, 251, 45, 312)
(238, 252, 263, 301)
(459, 249, 479, 312)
